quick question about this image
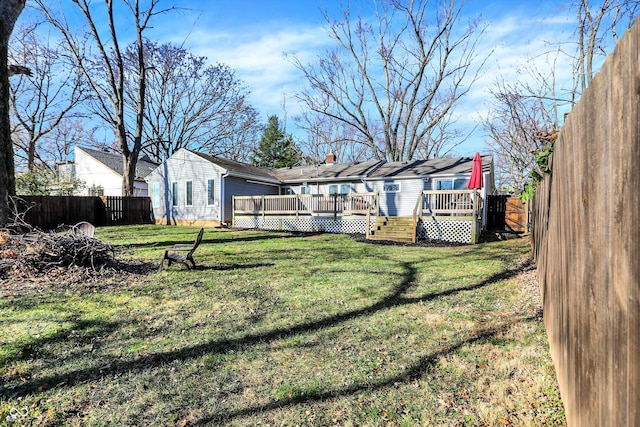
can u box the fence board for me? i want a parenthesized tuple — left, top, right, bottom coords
(531, 16, 640, 426)
(14, 195, 151, 229)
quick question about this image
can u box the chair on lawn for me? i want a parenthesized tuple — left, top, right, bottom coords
(159, 227, 204, 271)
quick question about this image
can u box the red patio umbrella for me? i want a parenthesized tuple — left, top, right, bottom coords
(467, 152, 484, 189)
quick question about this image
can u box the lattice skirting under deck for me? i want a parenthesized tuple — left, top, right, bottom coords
(417, 217, 477, 244)
(234, 216, 375, 235)
(234, 215, 479, 244)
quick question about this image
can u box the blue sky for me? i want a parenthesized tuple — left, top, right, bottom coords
(148, 0, 580, 157)
(22, 0, 588, 157)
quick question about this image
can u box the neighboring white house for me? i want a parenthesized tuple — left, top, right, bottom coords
(144, 148, 280, 226)
(73, 146, 159, 197)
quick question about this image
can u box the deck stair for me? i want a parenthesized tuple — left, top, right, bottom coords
(368, 216, 415, 243)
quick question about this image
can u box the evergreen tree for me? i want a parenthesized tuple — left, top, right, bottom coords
(253, 115, 301, 168)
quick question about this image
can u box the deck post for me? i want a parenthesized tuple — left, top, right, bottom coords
(366, 209, 371, 236)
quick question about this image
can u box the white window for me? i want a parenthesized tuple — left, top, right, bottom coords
(383, 183, 400, 192)
(171, 182, 178, 206)
(186, 181, 193, 206)
(300, 186, 311, 194)
(330, 184, 351, 194)
(152, 182, 160, 208)
(207, 179, 215, 205)
(435, 178, 468, 190)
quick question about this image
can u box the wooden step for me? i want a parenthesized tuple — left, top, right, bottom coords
(368, 216, 415, 243)
(368, 233, 414, 243)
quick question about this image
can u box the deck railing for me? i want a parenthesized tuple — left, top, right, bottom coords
(412, 190, 483, 242)
(233, 192, 379, 218)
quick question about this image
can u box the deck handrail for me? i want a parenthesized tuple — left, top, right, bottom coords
(412, 190, 483, 242)
(233, 192, 379, 218)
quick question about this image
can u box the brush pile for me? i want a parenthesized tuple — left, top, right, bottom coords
(0, 227, 116, 283)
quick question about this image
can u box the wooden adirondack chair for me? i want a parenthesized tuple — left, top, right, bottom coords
(159, 228, 204, 271)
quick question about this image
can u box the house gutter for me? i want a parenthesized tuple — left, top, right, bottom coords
(224, 170, 281, 185)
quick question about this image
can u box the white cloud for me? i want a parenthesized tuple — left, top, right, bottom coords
(175, 24, 331, 118)
(160, 2, 582, 156)
(450, 9, 577, 155)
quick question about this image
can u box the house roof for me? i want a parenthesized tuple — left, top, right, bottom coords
(272, 160, 382, 183)
(365, 155, 493, 180)
(77, 146, 159, 180)
(157, 149, 492, 185)
(191, 151, 280, 182)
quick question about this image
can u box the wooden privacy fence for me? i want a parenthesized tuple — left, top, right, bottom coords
(12, 195, 152, 229)
(531, 16, 640, 427)
(101, 196, 152, 225)
(486, 195, 529, 232)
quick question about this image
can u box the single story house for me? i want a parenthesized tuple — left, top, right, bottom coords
(273, 154, 494, 218)
(72, 146, 159, 197)
(146, 149, 494, 230)
(144, 148, 280, 226)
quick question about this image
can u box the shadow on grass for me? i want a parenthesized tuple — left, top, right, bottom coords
(118, 230, 321, 249)
(157, 262, 274, 272)
(0, 316, 126, 370)
(196, 313, 542, 425)
(2, 260, 524, 402)
(194, 262, 275, 271)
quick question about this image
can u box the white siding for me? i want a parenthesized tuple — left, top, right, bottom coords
(365, 178, 425, 217)
(74, 148, 122, 196)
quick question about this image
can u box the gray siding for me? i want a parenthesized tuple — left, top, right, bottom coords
(147, 149, 225, 223)
(224, 176, 279, 222)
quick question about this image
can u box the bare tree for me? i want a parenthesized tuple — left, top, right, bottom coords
(39, 118, 98, 168)
(572, 0, 639, 98)
(0, 0, 26, 225)
(9, 23, 89, 172)
(122, 41, 261, 162)
(293, 110, 375, 164)
(35, 0, 176, 196)
(483, 80, 558, 192)
(291, 0, 487, 162)
(484, 0, 638, 194)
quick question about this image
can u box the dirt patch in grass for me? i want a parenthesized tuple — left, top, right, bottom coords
(348, 233, 466, 247)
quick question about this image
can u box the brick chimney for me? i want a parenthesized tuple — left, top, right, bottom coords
(326, 151, 336, 165)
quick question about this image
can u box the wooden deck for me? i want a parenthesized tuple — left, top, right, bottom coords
(412, 190, 483, 243)
(233, 193, 379, 217)
(233, 190, 484, 244)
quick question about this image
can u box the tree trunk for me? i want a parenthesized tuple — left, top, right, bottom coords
(0, 0, 25, 226)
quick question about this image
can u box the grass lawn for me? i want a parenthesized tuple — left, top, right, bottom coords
(0, 225, 565, 426)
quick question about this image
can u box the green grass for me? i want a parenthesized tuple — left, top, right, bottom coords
(0, 225, 565, 426)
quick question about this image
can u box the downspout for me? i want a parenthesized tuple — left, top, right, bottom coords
(222, 171, 229, 225)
